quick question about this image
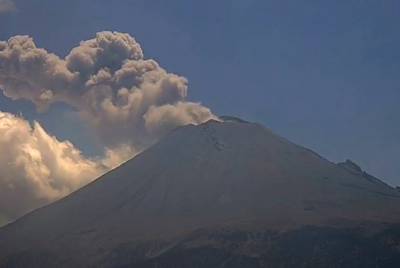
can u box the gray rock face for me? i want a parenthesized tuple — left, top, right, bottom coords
(337, 159, 364, 174)
(1, 119, 400, 267)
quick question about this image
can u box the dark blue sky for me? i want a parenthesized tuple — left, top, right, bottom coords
(1, 0, 399, 185)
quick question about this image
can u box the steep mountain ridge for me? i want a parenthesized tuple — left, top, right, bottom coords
(1, 118, 400, 267)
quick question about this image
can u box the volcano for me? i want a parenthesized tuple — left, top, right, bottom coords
(1, 118, 400, 267)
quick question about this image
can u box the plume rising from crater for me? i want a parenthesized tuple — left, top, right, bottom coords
(0, 31, 216, 150)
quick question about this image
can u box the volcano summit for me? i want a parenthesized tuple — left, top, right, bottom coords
(1, 118, 400, 267)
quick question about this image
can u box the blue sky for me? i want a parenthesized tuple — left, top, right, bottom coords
(1, 0, 399, 185)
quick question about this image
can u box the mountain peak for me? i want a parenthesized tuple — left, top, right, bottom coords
(1, 119, 400, 267)
(337, 159, 363, 174)
(219, 115, 250, 124)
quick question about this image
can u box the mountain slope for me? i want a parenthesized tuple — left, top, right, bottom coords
(1, 119, 400, 267)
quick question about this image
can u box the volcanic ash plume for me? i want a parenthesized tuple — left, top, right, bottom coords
(0, 31, 216, 151)
(0, 32, 217, 224)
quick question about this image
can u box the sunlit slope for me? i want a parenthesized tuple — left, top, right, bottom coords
(1, 118, 400, 267)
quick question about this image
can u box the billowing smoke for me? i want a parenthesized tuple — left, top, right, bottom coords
(0, 32, 216, 150)
(0, 32, 216, 225)
(0, 0, 15, 14)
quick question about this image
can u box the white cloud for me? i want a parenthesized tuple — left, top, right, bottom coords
(0, 111, 127, 225)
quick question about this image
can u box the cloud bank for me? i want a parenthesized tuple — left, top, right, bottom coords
(0, 111, 111, 225)
(0, 32, 216, 224)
